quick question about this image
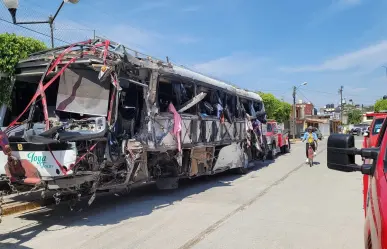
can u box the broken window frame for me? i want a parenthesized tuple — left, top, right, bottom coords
(156, 76, 196, 115)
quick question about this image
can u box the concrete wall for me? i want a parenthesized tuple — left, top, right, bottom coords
(319, 123, 330, 137)
(296, 123, 304, 138)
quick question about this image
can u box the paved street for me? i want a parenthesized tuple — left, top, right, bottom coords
(0, 138, 364, 249)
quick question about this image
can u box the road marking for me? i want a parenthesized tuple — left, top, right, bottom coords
(179, 146, 327, 249)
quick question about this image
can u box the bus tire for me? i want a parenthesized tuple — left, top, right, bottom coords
(233, 152, 249, 175)
(267, 143, 275, 160)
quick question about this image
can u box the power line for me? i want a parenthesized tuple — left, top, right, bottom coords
(0, 17, 70, 44)
(297, 89, 312, 104)
(302, 88, 382, 99)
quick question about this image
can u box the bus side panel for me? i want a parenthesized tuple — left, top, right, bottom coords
(212, 143, 245, 172)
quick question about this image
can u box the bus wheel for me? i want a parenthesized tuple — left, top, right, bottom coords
(234, 152, 249, 175)
(267, 144, 275, 160)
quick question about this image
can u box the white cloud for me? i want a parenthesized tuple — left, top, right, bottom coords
(95, 24, 163, 54)
(338, 0, 362, 6)
(100, 25, 201, 52)
(308, 0, 363, 26)
(176, 35, 200, 44)
(280, 40, 387, 73)
(345, 86, 368, 93)
(54, 19, 200, 54)
(192, 53, 267, 78)
(181, 6, 201, 12)
(129, 1, 169, 14)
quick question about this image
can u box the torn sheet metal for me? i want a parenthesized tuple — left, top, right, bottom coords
(190, 146, 214, 176)
(56, 68, 110, 116)
(178, 92, 207, 113)
(212, 143, 248, 172)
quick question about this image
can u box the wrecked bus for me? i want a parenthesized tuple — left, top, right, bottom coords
(0, 39, 267, 209)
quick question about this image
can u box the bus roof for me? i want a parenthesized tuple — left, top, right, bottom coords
(16, 38, 264, 103)
(160, 64, 263, 102)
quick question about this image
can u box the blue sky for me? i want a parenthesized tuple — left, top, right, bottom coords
(1, 0, 387, 107)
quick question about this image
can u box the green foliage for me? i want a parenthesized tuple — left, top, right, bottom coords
(258, 92, 291, 123)
(375, 99, 387, 112)
(347, 109, 362, 124)
(363, 105, 374, 112)
(0, 33, 47, 105)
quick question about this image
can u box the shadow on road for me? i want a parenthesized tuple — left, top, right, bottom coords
(0, 159, 275, 248)
(0, 243, 33, 249)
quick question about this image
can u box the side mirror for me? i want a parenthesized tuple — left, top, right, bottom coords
(363, 131, 369, 137)
(327, 134, 378, 175)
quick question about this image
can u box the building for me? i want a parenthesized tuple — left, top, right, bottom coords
(362, 112, 387, 125)
(293, 100, 314, 137)
(291, 100, 342, 137)
(305, 115, 331, 137)
(309, 103, 342, 136)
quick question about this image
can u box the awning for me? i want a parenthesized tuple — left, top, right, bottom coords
(305, 118, 329, 124)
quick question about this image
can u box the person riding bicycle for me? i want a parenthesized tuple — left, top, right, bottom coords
(302, 126, 317, 163)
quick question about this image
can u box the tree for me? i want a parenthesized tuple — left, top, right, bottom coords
(258, 92, 291, 123)
(375, 99, 387, 112)
(347, 109, 362, 124)
(0, 33, 47, 105)
(362, 105, 374, 112)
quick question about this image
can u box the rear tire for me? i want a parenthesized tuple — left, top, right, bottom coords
(282, 138, 291, 154)
(267, 143, 275, 160)
(234, 152, 249, 175)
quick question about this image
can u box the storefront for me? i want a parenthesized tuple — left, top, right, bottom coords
(305, 117, 331, 137)
(330, 120, 341, 134)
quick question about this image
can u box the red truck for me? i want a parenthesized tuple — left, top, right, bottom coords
(327, 117, 387, 248)
(263, 120, 290, 159)
(362, 113, 387, 216)
(363, 113, 387, 149)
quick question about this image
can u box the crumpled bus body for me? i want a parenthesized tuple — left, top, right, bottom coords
(0, 39, 268, 201)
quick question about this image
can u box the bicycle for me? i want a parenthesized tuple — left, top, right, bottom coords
(302, 139, 316, 167)
(307, 143, 314, 167)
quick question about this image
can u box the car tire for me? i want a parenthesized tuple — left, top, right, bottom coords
(285, 138, 291, 153)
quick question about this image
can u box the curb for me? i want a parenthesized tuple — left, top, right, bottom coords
(3, 201, 42, 216)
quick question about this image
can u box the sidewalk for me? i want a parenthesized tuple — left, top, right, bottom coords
(290, 138, 301, 143)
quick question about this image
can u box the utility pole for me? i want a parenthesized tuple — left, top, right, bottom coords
(292, 86, 296, 139)
(3, 0, 79, 48)
(291, 82, 307, 139)
(339, 86, 343, 125)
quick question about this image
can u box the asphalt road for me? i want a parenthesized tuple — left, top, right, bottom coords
(0, 137, 365, 249)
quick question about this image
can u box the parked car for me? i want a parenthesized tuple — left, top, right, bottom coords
(263, 120, 290, 159)
(361, 126, 369, 135)
(327, 117, 387, 248)
(351, 124, 369, 136)
(350, 126, 362, 136)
